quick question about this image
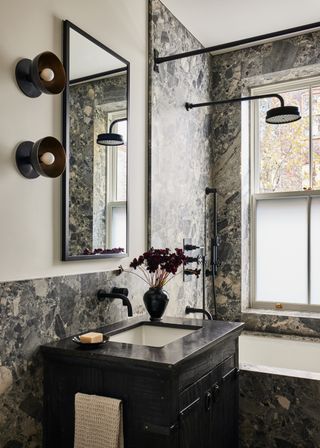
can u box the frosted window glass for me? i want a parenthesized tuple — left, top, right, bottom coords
(111, 206, 126, 249)
(311, 197, 320, 304)
(256, 198, 308, 303)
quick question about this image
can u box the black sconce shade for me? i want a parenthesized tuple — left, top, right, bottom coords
(16, 137, 66, 179)
(15, 51, 66, 98)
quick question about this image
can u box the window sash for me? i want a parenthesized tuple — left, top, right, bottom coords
(250, 77, 320, 311)
(250, 191, 320, 311)
(251, 77, 320, 195)
(106, 201, 126, 249)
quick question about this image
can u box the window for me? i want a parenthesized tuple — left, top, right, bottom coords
(106, 111, 127, 249)
(250, 77, 320, 311)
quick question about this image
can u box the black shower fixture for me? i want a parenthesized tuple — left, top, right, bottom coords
(154, 21, 320, 71)
(265, 105, 301, 124)
(185, 93, 301, 125)
(97, 118, 126, 146)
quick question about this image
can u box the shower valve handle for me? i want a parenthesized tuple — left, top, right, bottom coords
(186, 255, 202, 264)
(184, 244, 200, 251)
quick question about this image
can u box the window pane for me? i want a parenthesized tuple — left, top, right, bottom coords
(311, 197, 320, 304)
(312, 87, 320, 189)
(114, 119, 127, 201)
(111, 206, 126, 249)
(258, 89, 309, 193)
(116, 148, 126, 201)
(117, 120, 127, 145)
(256, 198, 308, 303)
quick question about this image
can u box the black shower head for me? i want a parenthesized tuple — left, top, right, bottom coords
(96, 133, 124, 146)
(96, 118, 126, 147)
(265, 105, 301, 124)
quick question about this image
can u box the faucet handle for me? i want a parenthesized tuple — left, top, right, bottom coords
(112, 287, 129, 297)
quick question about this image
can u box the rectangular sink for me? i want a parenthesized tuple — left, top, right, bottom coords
(108, 324, 199, 347)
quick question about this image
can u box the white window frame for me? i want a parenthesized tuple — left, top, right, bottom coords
(105, 110, 127, 248)
(250, 77, 320, 312)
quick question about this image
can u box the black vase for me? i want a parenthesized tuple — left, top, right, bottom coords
(143, 288, 169, 321)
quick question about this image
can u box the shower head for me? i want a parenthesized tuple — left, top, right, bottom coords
(96, 118, 126, 147)
(96, 133, 124, 146)
(265, 105, 301, 124)
(185, 93, 301, 125)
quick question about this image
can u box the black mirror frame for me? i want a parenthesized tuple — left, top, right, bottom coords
(62, 20, 130, 261)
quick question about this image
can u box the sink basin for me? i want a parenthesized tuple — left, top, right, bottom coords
(108, 324, 199, 347)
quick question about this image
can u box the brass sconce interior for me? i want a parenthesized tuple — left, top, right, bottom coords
(15, 51, 66, 98)
(16, 136, 66, 179)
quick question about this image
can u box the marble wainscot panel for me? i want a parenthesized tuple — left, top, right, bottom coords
(69, 74, 127, 256)
(209, 30, 320, 336)
(0, 271, 145, 448)
(239, 370, 320, 448)
(149, 0, 214, 316)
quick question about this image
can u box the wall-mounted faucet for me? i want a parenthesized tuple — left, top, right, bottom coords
(185, 306, 213, 320)
(97, 287, 133, 317)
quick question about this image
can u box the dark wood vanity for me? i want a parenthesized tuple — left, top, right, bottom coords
(41, 317, 244, 447)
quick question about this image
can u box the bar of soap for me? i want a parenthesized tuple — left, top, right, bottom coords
(79, 332, 103, 343)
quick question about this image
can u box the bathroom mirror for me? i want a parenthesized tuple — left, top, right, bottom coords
(62, 21, 129, 260)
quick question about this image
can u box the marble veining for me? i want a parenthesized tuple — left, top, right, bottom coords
(149, 0, 214, 317)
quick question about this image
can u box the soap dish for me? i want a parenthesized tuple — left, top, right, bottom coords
(72, 335, 109, 348)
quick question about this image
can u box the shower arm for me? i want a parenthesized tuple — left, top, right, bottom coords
(185, 93, 284, 111)
(109, 118, 127, 133)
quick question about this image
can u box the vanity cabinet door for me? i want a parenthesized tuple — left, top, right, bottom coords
(179, 357, 238, 448)
(209, 367, 239, 448)
(179, 368, 219, 448)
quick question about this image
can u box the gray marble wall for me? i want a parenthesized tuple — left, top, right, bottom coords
(210, 31, 320, 337)
(150, 4, 320, 448)
(0, 270, 146, 447)
(149, 0, 214, 316)
(240, 370, 320, 447)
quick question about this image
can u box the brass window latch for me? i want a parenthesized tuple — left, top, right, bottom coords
(275, 303, 283, 310)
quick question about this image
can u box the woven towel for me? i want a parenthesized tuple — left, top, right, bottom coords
(74, 393, 124, 448)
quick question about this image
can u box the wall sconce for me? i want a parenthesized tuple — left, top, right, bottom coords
(16, 137, 66, 179)
(15, 51, 66, 98)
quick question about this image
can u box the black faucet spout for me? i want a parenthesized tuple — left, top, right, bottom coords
(185, 306, 213, 320)
(97, 287, 133, 317)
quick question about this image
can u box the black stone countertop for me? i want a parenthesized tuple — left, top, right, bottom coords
(41, 316, 244, 369)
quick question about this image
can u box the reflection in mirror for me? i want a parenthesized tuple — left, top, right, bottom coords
(63, 21, 129, 260)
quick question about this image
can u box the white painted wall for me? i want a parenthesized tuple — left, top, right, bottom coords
(163, 0, 320, 47)
(0, 0, 147, 282)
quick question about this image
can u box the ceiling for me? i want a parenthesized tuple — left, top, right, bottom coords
(161, 0, 320, 48)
